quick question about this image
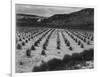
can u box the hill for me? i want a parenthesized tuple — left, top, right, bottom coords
(41, 8, 94, 30)
(16, 8, 94, 30)
(16, 14, 46, 27)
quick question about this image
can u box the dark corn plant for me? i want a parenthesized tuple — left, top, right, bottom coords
(31, 45, 35, 50)
(41, 50, 46, 56)
(80, 44, 84, 48)
(19, 38, 22, 41)
(67, 42, 70, 46)
(22, 42, 25, 46)
(16, 44, 22, 49)
(69, 47, 73, 50)
(25, 40, 28, 43)
(78, 41, 81, 45)
(87, 41, 90, 45)
(26, 49, 31, 58)
(34, 42, 38, 47)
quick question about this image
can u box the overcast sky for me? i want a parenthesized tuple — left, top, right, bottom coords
(16, 4, 84, 17)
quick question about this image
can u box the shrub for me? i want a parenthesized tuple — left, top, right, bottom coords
(16, 44, 22, 49)
(28, 38, 31, 41)
(22, 42, 25, 46)
(43, 45, 47, 50)
(57, 41, 60, 49)
(47, 58, 65, 71)
(34, 42, 38, 46)
(25, 40, 28, 43)
(83, 39, 86, 42)
(19, 61, 24, 65)
(87, 41, 90, 45)
(31, 45, 35, 50)
(75, 39, 77, 42)
(80, 48, 94, 61)
(23, 37, 25, 40)
(67, 42, 70, 46)
(33, 62, 48, 72)
(91, 37, 93, 41)
(69, 47, 73, 50)
(78, 41, 81, 45)
(63, 54, 72, 64)
(80, 44, 84, 48)
(19, 38, 22, 41)
(56, 46, 60, 49)
(31, 36, 33, 39)
(57, 52, 60, 54)
(71, 48, 94, 61)
(41, 50, 46, 56)
(71, 53, 83, 61)
(26, 49, 31, 57)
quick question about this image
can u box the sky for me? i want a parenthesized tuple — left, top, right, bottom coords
(16, 4, 84, 17)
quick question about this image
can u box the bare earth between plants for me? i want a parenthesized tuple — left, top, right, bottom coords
(16, 27, 94, 73)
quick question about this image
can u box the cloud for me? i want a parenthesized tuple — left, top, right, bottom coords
(16, 4, 84, 17)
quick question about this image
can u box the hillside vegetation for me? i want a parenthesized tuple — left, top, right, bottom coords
(16, 8, 94, 30)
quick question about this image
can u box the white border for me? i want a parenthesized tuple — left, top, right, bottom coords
(11, 0, 95, 77)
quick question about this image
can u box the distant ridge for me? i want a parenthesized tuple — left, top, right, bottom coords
(16, 8, 94, 30)
(41, 8, 94, 30)
(48, 8, 93, 20)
